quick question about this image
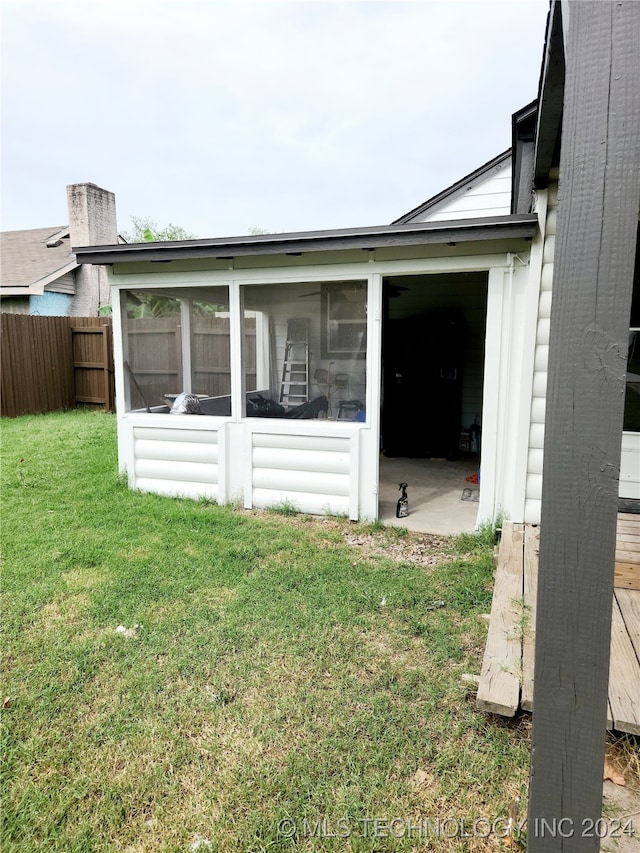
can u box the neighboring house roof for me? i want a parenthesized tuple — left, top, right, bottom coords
(0, 226, 78, 296)
(73, 213, 538, 265)
(391, 149, 512, 225)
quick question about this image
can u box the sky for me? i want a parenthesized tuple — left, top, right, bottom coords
(1, 0, 550, 240)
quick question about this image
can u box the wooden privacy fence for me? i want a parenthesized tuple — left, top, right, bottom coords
(72, 320, 114, 412)
(127, 316, 256, 409)
(1, 314, 114, 418)
(1, 313, 255, 417)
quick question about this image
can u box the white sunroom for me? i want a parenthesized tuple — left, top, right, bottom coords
(74, 146, 640, 529)
(75, 212, 555, 528)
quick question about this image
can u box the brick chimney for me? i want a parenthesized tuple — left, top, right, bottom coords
(67, 183, 118, 315)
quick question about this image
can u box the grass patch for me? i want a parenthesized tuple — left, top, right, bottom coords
(2, 412, 536, 851)
(452, 519, 502, 555)
(266, 498, 300, 516)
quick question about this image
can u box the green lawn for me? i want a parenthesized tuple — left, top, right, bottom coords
(1, 410, 533, 852)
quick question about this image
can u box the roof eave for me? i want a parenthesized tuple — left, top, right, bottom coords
(511, 101, 539, 214)
(0, 259, 79, 296)
(534, 0, 565, 187)
(73, 214, 537, 265)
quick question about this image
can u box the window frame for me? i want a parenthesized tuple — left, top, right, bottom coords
(320, 281, 367, 360)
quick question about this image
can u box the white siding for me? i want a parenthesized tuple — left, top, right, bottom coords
(44, 271, 76, 295)
(522, 172, 640, 510)
(248, 430, 357, 518)
(131, 423, 223, 501)
(476, 260, 534, 526)
(117, 413, 370, 519)
(620, 433, 640, 499)
(524, 175, 557, 524)
(0, 297, 30, 314)
(415, 163, 512, 223)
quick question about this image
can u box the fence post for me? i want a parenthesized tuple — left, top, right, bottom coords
(101, 322, 114, 412)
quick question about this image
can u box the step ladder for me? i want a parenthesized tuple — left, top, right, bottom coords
(279, 319, 310, 407)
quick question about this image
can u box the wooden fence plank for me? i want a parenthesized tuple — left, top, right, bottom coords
(105, 322, 114, 412)
(1, 314, 75, 416)
(125, 316, 253, 404)
(1, 314, 113, 417)
(71, 323, 114, 411)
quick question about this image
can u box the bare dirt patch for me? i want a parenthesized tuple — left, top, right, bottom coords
(343, 531, 457, 566)
(273, 515, 460, 567)
(602, 780, 640, 853)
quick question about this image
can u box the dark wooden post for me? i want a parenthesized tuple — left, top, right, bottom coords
(528, 2, 640, 851)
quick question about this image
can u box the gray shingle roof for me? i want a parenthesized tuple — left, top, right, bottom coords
(0, 226, 78, 294)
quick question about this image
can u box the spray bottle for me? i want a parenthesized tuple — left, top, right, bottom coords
(396, 483, 409, 518)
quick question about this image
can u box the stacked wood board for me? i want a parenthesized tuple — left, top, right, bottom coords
(615, 513, 640, 590)
(476, 520, 640, 734)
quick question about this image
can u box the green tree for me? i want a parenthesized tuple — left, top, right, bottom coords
(121, 216, 195, 243)
(119, 218, 224, 317)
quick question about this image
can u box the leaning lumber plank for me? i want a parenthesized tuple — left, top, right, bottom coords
(615, 589, 640, 661)
(521, 525, 540, 712)
(477, 523, 524, 716)
(608, 596, 640, 735)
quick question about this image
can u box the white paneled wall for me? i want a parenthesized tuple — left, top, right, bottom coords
(620, 433, 640, 499)
(417, 163, 512, 222)
(524, 174, 558, 523)
(249, 430, 357, 518)
(132, 424, 223, 500)
(523, 174, 640, 511)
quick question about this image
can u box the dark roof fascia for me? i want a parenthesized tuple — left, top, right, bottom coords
(511, 101, 538, 214)
(73, 215, 538, 265)
(390, 150, 512, 225)
(534, 0, 565, 188)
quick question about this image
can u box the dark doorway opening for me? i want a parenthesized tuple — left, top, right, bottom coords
(381, 273, 488, 461)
